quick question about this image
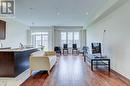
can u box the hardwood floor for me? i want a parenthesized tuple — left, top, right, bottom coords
(21, 55, 129, 86)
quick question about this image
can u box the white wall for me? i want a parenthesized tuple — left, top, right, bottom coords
(87, 1, 130, 79)
(0, 18, 29, 48)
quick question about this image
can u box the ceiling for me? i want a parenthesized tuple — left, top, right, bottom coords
(15, 0, 108, 26)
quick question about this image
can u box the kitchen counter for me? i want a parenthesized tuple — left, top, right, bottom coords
(0, 48, 38, 77)
(0, 48, 38, 52)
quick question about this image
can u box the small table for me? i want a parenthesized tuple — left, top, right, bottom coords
(91, 57, 110, 72)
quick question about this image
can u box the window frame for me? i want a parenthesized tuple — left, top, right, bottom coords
(60, 31, 80, 48)
(31, 32, 49, 50)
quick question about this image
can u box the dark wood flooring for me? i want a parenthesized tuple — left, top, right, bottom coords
(21, 55, 129, 86)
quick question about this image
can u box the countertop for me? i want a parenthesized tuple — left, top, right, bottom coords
(0, 48, 38, 52)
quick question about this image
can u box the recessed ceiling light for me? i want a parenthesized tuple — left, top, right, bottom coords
(57, 12, 60, 16)
(85, 12, 89, 15)
(29, 8, 33, 10)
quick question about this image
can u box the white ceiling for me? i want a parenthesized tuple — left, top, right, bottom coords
(15, 0, 108, 26)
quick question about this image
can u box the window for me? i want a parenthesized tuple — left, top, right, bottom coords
(68, 32, 73, 47)
(61, 32, 66, 46)
(31, 32, 49, 51)
(60, 32, 80, 48)
(74, 32, 80, 47)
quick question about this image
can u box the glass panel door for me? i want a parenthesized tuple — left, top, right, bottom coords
(41, 32, 48, 51)
(68, 32, 73, 48)
(60, 31, 80, 48)
(74, 32, 80, 48)
(61, 32, 67, 47)
(35, 34, 42, 48)
(31, 32, 49, 51)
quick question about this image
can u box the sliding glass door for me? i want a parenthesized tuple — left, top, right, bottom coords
(68, 32, 73, 47)
(31, 32, 49, 51)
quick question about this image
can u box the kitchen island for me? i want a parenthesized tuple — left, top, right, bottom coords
(0, 48, 38, 77)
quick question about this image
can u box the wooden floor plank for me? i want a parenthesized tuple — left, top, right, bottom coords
(20, 55, 129, 86)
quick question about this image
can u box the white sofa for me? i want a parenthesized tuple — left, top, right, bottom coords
(30, 51, 57, 75)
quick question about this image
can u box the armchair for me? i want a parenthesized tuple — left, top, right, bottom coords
(54, 46, 61, 55)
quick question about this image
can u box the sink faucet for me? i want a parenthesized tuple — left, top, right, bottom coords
(19, 43, 24, 49)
